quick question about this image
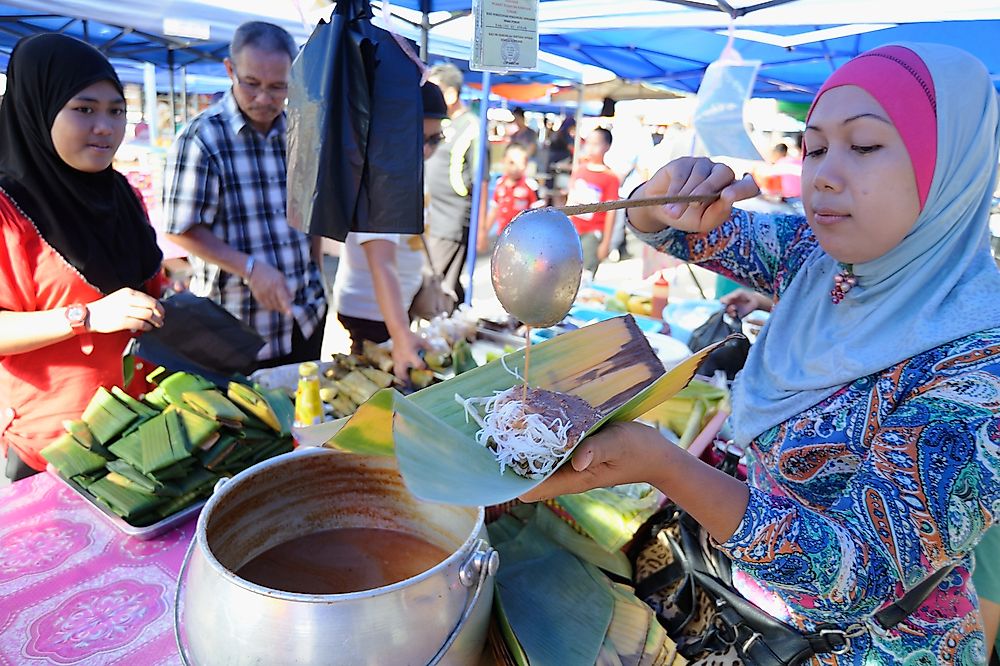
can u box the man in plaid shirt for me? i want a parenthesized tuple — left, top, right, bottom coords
(164, 22, 327, 368)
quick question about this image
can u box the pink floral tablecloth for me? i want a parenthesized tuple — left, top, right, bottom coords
(0, 472, 193, 665)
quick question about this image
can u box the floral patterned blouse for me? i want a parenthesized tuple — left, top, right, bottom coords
(635, 209, 1000, 665)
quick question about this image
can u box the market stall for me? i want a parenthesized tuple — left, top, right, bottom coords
(9, 3, 996, 664)
(0, 263, 734, 662)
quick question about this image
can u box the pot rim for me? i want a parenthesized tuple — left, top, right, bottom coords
(191, 447, 486, 602)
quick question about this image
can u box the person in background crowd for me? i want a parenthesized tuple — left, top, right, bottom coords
(333, 82, 448, 381)
(508, 107, 538, 158)
(525, 43, 1000, 662)
(0, 35, 165, 482)
(775, 134, 804, 200)
(720, 287, 774, 319)
(163, 21, 327, 370)
(477, 143, 541, 254)
(546, 117, 575, 169)
(605, 115, 657, 262)
(424, 63, 479, 307)
(566, 127, 620, 276)
(755, 142, 788, 200)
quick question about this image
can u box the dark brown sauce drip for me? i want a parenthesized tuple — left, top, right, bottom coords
(235, 527, 451, 594)
(523, 326, 532, 400)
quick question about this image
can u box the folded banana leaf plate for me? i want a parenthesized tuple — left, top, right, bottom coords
(314, 315, 729, 506)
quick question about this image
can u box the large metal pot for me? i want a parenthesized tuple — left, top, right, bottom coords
(175, 448, 497, 665)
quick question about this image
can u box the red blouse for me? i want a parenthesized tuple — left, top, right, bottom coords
(0, 190, 160, 472)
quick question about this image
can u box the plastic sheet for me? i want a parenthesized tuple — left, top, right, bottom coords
(286, 0, 424, 241)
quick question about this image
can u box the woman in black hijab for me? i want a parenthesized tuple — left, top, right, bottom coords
(0, 34, 166, 482)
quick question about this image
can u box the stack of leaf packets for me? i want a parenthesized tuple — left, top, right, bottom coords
(41, 371, 294, 527)
(487, 503, 688, 666)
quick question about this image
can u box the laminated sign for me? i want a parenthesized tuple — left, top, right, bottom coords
(692, 58, 763, 161)
(472, 0, 539, 72)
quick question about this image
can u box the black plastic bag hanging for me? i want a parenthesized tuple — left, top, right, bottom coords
(286, 0, 424, 241)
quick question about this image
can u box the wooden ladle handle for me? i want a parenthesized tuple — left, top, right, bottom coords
(557, 194, 719, 217)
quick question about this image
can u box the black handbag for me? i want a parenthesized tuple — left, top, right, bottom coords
(687, 311, 750, 380)
(628, 444, 953, 666)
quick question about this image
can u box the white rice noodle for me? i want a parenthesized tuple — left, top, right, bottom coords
(455, 386, 572, 479)
(499, 353, 523, 382)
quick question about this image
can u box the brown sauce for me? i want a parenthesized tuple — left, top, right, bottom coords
(523, 327, 532, 401)
(235, 527, 451, 594)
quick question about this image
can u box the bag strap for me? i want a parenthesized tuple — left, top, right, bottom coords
(634, 443, 954, 658)
(872, 565, 954, 630)
(417, 235, 446, 280)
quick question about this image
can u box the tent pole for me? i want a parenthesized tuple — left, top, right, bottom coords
(571, 83, 584, 172)
(420, 12, 430, 62)
(464, 70, 492, 306)
(180, 66, 189, 124)
(167, 49, 176, 137)
(143, 62, 158, 146)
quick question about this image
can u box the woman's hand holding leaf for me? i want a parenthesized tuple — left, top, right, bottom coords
(519, 422, 672, 502)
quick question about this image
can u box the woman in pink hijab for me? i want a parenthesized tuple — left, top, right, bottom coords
(527, 43, 1000, 664)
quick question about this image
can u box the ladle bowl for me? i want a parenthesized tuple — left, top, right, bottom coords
(490, 207, 583, 328)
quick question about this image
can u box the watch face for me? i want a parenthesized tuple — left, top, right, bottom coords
(66, 304, 86, 327)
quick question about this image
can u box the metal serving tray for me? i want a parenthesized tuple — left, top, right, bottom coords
(46, 465, 203, 540)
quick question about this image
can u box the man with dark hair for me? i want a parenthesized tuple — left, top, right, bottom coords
(566, 127, 619, 276)
(509, 107, 538, 156)
(229, 20, 297, 62)
(164, 21, 327, 369)
(423, 63, 479, 306)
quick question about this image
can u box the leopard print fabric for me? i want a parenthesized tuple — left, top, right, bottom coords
(633, 519, 743, 665)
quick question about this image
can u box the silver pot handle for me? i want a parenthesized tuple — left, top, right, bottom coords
(426, 540, 499, 666)
(174, 535, 197, 666)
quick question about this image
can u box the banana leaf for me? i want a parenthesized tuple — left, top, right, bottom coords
(493, 593, 530, 666)
(605, 582, 652, 666)
(555, 483, 664, 553)
(320, 317, 728, 506)
(528, 503, 632, 579)
(495, 548, 614, 666)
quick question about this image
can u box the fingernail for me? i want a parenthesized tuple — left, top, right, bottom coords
(573, 450, 593, 471)
(667, 204, 682, 216)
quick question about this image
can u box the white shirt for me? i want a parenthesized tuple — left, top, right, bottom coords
(334, 232, 425, 322)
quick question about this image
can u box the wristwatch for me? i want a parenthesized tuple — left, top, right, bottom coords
(65, 302, 89, 334)
(243, 255, 256, 284)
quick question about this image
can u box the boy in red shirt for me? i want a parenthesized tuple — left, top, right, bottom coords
(478, 143, 540, 253)
(567, 128, 620, 275)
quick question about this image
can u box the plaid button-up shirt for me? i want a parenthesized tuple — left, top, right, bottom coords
(163, 90, 327, 361)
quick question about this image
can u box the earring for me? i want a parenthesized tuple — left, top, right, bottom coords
(831, 264, 856, 304)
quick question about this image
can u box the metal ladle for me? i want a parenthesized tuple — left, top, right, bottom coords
(490, 194, 719, 327)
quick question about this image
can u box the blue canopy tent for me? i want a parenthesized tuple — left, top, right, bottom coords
(0, 0, 589, 302)
(534, 0, 1000, 99)
(539, 21, 1000, 100)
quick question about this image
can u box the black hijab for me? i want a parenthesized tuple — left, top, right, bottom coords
(0, 34, 162, 294)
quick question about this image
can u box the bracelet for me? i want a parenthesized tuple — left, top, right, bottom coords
(244, 255, 256, 283)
